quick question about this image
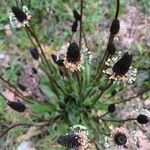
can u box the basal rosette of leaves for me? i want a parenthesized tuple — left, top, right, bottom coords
(0, 0, 149, 149)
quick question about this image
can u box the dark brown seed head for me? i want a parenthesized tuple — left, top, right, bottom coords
(12, 6, 27, 23)
(58, 133, 81, 149)
(66, 42, 80, 64)
(110, 19, 120, 35)
(73, 9, 81, 21)
(72, 20, 78, 32)
(7, 101, 26, 112)
(137, 114, 149, 124)
(111, 90, 117, 96)
(113, 52, 132, 76)
(114, 132, 127, 146)
(29, 48, 39, 60)
(108, 104, 116, 113)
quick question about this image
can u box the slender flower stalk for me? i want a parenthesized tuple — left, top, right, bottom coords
(113, 88, 150, 104)
(0, 123, 33, 138)
(0, 75, 31, 103)
(69, 32, 74, 43)
(115, 0, 120, 19)
(15, 0, 19, 7)
(94, 0, 120, 84)
(82, 29, 90, 51)
(0, 122, 49, 139)
(102, 118, 136, 123)
(102, 115, 149, 124)
(25, 26, 52, 71)
(25, 26, 67, 94)
(20, 0, 24, 6)
(24, 27, 59, 92)
(75, 71, 83, 102)
(91, 80, 113, 106)
(79, 0, 83, 49)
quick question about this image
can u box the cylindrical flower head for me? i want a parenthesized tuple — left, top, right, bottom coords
(110, 127, 128, 148)
(107, 43, 116, 55)
(110, 19, 120, 35)
(29, 48, 39, 60)
(58, 133, 82, 149)
(72, 20, 78, 32)
(137, 114, 149, 124)
(7, 101, 26, 112)
(114, 132, 127, 146)
(108, 104, 116, 113)
(66, 42, 80, 64)
(111, 90, 117, 96)
(73, 10, 81, 21)
(113, 52, 132, 76)
(12, 6, 27, 23)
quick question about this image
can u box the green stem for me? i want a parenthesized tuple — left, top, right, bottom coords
(91, 80, 113, 106)
(115, 0, 120, 19)
(82, 29, 90, 51)
(64, 68, 72, 92)
(0, 122, 49, 138)
(102, 118, 136, 123)
(0, 76, 31, 103)
(40, 65, 67, 95)
(69, 32, 74, 44)
(25, 26, 66, 95)
(114, 88, 150, 104)
(15, 0, 19, 7)
(0, 123, 32, 138)
(75, 71, 83, 102)
(0, 92, 7, 100)
(79, 0, 83, 49)
(25, 26, 52, 73)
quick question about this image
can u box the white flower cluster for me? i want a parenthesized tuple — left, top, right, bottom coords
(70, 124, 89, 136)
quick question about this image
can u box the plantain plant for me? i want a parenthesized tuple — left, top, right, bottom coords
(0, 0, 149, 149)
